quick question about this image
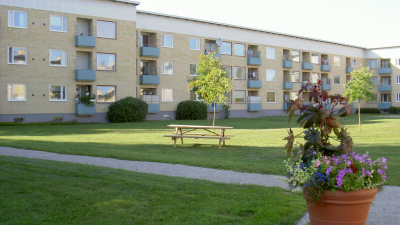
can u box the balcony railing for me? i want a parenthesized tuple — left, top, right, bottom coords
(321, 78, 331, 91)
(140, 95, 160, 113)
(283, 82, 293, 90)
(208, 103, 221, 112)
(140, 46, 160, 57)
(248, 80, 261, 88)
(205, 52, 221, 60)
(248, 96, 262, 111)
(302, 62, 313, 70)
(378, 85, 392, 92)
(247, 50, 261, 66)
(283, 60, 293, 68)
(75, 35, 96, 48)
(75, 69, 96, 81)
(76, 103, 96, 115)
(346, 67, 353, 74)
(321, 64, 331, 72)
(140, 74, 160, 85)
(378, 102, 392, 109)
(378, 67, 391, 74)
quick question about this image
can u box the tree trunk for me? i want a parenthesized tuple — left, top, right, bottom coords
(213, 104, 216, 127)
(358, 100, 361, 131)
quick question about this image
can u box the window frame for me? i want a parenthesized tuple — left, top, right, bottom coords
(189, 63, 197, 76)
(368, 59, 378, 69)
(49, 85, 67, 101)
(352, 59, 357, 67)
(8, 47, 27, 65)
(97, 20, 116, 39)
(266, 69, 276, 82)
(162, 61, 174, 75)
(333, 75, 341, 85)
(381, 93, 391, 103)
(266, 47, 276, 60)
(291, 50, 300, 62)
(396, 76, 400, 84)
(8, 10, 27, 28)
(266, 91, 276, 103)
(162, 88, 174, 102)
(311, 53, 319, 64)
(96, 53, 116, 71)
(224, 91, 232, 103)
(49, 49, 67, 67)
(222, 66, 232, 79)
(396, 93, 400, 102)
(96, 85, 116, 103)
(220, 42, 232, 55)
(189, 38, 200, 50)
(370, 76, 378, 86)
(7, 84, 27, 101)
(334, 56, 341, 66)
(234, 90, 246, 104)
(234, 43, 245, 57)
(234, 67, 245, 80)
(50, 15, 67, 32)
(291, 71, 300, 82)
(162, 34, 174, 48)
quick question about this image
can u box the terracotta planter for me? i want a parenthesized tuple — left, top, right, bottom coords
(305, 188, 378, 225)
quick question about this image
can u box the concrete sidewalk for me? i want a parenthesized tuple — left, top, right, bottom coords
(1, 146, 399, 225)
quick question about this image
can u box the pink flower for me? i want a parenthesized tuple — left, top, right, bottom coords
(315, 159, 321, 168)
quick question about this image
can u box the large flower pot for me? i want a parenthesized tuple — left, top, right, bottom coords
(305, 188, 377, 225)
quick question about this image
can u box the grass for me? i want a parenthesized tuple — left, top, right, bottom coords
(0, 156, 306, 225)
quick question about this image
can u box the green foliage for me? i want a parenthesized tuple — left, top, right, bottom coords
(344, 67, 375, 103)
(107, 97, 148, 123)
(356, 108, 381, 114)
(79, 94, 95, 106)
(222, 104, 231, 119)
(388, 106, 399, 114)
(176, 100, 208, 120)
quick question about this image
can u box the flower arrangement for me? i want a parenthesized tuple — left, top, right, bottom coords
(283, 80, 387, 203)
(77, 93, 96, 106)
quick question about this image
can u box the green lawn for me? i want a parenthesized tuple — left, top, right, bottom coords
(0, 156, 306, 225)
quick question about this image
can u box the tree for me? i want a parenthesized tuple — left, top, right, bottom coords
(187, 53, 232, 126)
(344, 67, 375, 131)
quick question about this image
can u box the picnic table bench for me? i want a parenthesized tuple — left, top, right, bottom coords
(163, 124, 234, 149)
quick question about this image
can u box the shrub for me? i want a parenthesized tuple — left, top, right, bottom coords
(355, 108, 381, 114)
(388, 106, 399, 114)
(107, 97, 148, 123)
(176, 100, 207, 120)
(222, 104, 231, 119)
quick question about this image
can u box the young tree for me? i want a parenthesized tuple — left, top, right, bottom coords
(187, 53, 232, 126)
(344, 67, 375, 131)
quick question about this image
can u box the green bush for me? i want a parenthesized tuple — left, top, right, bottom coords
(222, 104, 231, 119)
(388, 106, 400, 114)
(176, 100, 207, 120)
(107, 97, 148, 123)
(356, 108, 381, 114)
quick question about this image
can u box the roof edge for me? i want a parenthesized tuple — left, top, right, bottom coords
(110, 0, 140, 6)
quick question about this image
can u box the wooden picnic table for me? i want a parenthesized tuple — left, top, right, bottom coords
(163, 124, 234, 149)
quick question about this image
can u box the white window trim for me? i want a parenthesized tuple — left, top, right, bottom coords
(189, 38, 200, 50)
(8, 47, 27, 65)
(189, 63, 197, 76)
(7, 84, 27, 101)
(8, 10, 27, 28)
(162, 88, 174, 102)
(334, 75, 341, 85)
(162, 61, 174, 75)
(266, 69, 276, 82)
(266, 47, 276, 60)
(396, 93, 400, 102)
(49, 85, 67, 101)
(352, 59, 357, 67)
(334, 56, 341, 67)
(97, 20, 116, 39)
(311, 53, 320, 64)
(396, 76, 400, 84)
(50, 15, 67, 32)
(49, 50, 67, 67)
(266, 91, 276, 103)
(162, 35, 174, 48)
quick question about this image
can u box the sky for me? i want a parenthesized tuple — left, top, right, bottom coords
(136, 0, 400, 48)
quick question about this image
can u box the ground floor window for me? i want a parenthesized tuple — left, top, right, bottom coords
(224, 91, 232, 103)
(396, 93, 400, 102)
(234, 90, 245, 103)
(97, 85, 115, 103)
(162, 88, 173, 101)
(7, 84, 27, 101)
(266, 92, 276, 103)
(49, 85, 67, 101)
(334, 75, 341, 85)
(381, 94, 391, 103)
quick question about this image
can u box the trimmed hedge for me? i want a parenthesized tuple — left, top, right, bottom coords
(388, 106, 400, 114)
(107, 97, 148, 123)
(176, 100, 208, 120)
(355, 108, 381, 114)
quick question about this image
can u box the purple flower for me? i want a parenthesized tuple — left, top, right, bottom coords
(335, 169, 346, 187)
(313, 151, 316, 155)
(381, 157, 387, 164)
(332, 157, 340, 165)
(325, 166, 333, 175)
(378, 168, 384, 175)
(362, 167, 372, 176)
(341, 155, 347, 161)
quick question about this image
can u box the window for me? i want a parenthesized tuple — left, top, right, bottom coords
(266, 69, 276, 81)
(311, 53, 319, 64)
(312, 73, 319, 83)
(234, 90, 245, 103)
(266, 92, 276, 103)
(224, 91, 232, 103)
(352, 59, 357, 67)
(234, 67, 245, 79)
(223, 66, 232, 79)
(97, 53, 115, 70)
(370, 76, 378, 86)
(291, 71, 300, 82)
(8, 47, 27, 64)
(292, 51, 300, 62)
(234, 43, 245, 56)
(368, 59, 378, 68)
(189, 64, 197, 76)
(162, 61, 174, 74)
(97, 21, 116, 39)
(368, 93, 378, 103)
(266, 47, 276, 60)
(189, 90, 200, 101)
(334, 75, 341, 85)
(49, 85, 67, 101)
(397, 93, 400, 102)
(220, 42, 232, 55)
(97, 86, 116, 103)
(381, 94, 391, 103)
(189, 38, 200, 50)
(334, 56, 341, 66)
(396, 76, 400, 84)
(162, 35, 173, 48)
(162, 88, 173, 101)
(8, 10, 27, 28)
(50, 15, 67, 32)
(49, 50, 67, 66)
(7, 84, 27, 101)
(381, 76, 390, 86)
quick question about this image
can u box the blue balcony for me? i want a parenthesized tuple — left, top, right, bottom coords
(378, 102, 392, 109)
(247, 80, 261, 88)
(283, 60, 293, 68)
(283, 102, 288, 111)
(76, 103, 96, 115)
(248, 103, 262, 111)
(321, 83, 331, 91)
(346, 67, 353, 74)
(302, 62, 313, 70)
(140, 46, 160, 57)
(378, 68, 391, 74)
(204, 52, 221, 60)
(378, 85, 392, 92)
(208, 103, 221, 112)
(283, 82, 293, 90)
(75, 69, 96, 81)
(148, 104, 160, 113)
(321, 64, 331, 72)
(247, 57, 262, 66)
(322, 103, 332, 110)
(75, 35, 96, 48)
(140, 75, 160, 85)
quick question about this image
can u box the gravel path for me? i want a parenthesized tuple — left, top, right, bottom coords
(1, 146, 399, 225)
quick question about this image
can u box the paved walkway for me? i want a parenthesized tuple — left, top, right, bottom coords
(1, 146, 399, 225)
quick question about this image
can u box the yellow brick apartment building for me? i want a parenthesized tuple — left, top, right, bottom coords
(1, 0, 399, 123)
